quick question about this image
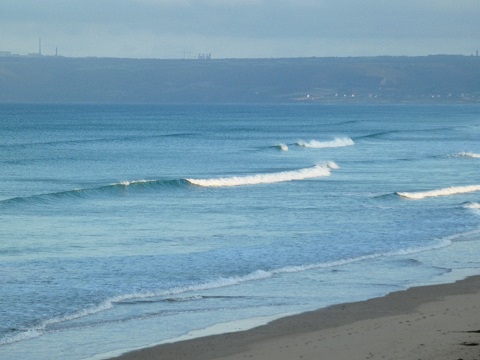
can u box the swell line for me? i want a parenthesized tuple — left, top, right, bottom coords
(354, 131, 400, 140)
(186, 162, 339, 187)
(0, 133, 197, 150)
(0, 179, 186, 207)
(0, 162, 338, 205)
(397, 185, 480, 200)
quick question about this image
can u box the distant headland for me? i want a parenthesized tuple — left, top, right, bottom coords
(0, 54, 479, 104)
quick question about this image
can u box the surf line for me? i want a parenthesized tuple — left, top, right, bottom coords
(186, 162, 339, 187)
(456, 152, 480, 159)
(397, 185, 480, 200)
(296, 137, 354, 149)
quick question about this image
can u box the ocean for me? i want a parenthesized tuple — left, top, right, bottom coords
(1, 103, 479, 359)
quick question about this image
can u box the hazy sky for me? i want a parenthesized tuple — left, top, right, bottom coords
(1, 0, 479, 59)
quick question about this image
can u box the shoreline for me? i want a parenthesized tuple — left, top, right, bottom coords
(111, 275, 480, 360)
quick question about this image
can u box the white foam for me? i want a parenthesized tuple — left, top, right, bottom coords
(464, 203, 480, 217)
(456, 152, 480, 159)
(393, 237, 452, 255)
(397, 185, 480, 200)
(296, 137, 354, 149)
(275, 143, 289, 151)
(168, 270, 274, 294)
(0, 329, 44, 345)
(464, 202, 480, 209)
(1, 234, 454, 347)
(116, 180, 156, 187)
(275, 238, 452, 275)
(186, 162, 338, 187)
(157, 238, 451, 295)
(0, 299, 118, 345)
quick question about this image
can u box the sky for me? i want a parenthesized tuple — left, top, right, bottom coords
(1, 0, 479, 59)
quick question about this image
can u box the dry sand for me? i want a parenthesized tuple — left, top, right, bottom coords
(112, 276, 480, 360)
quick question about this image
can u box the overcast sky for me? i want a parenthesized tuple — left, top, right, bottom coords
(1, 0, 479, 59)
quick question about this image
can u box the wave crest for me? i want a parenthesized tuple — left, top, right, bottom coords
(186, 162, 338, 187)
(463, 203, 480, 216)
(456, 152, 480, 159)
(0, 236, 452, 346)
(397, 185, 480, 200)
(274, 143, 289, 151)
(296, 137, 354, 149)
(464, 202, 480, 209)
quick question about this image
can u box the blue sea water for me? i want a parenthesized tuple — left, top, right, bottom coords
(1, 104, 480, 359)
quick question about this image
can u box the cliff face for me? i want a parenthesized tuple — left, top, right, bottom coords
(0, 55, 479, 104)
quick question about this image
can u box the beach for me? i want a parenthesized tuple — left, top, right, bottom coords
(113, 275, 480, 360)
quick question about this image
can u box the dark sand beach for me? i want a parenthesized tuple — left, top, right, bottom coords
(112, 275, 480, 360)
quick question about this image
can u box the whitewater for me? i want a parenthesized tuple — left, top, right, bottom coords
(186, 162, 338, 187)
(296, 137, 354, 148)
(456, 152, 480, 159)
(1, 104, 480, 360)
(397, 185, 480, 200)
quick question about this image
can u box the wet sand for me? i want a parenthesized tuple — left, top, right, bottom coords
(112, 276, 480, 360)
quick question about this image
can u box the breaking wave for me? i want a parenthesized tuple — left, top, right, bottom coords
(397, 185, 480, 200)
(464, 202, 480, 209)
(463, 203, 480, 216)
(455, 152, 480, 159)
(296, 137, 354, 149)
(186, 162, 338, 187)
(273, 143, 289, 151)
(0, 235, 451, 346)
(0, 163, 339, 206)
(0, 179, 187, 207)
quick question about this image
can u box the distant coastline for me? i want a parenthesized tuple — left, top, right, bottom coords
(0, 55, 479, 104)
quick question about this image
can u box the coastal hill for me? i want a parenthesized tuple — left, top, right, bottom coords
(0, 55, 479, 104)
